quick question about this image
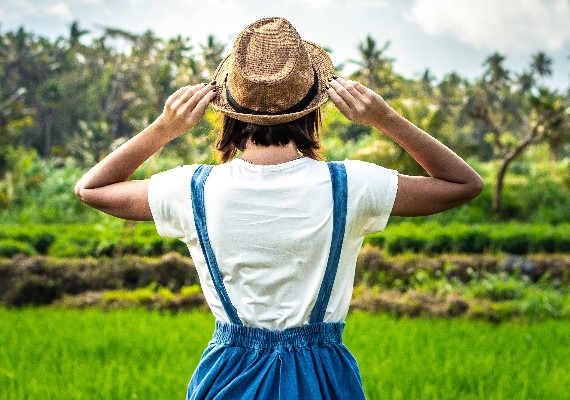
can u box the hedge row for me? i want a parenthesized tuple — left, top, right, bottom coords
(0, 253, 199, 306)
(350, 286, 568, 322)
(366, 222, 570, 255)
(53, 284, 569, 322)
(2, 251, 569, 307)
(0, 223, 187, 258)
(1, 222, 570, 259)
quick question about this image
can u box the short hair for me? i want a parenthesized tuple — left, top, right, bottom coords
(215, 110, 323, 163)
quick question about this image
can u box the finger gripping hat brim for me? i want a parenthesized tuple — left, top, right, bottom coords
(210, 18, 335, 126)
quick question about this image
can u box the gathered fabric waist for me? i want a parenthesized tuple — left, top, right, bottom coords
(211, 321, 345, 353)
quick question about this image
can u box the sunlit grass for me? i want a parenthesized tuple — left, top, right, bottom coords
(347, 311, 570, 400)
(1, 309, 568, 399)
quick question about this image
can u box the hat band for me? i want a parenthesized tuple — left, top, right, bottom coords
(225, 67, 319, 117)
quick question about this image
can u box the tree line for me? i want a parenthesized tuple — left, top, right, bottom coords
(1, 22, 569, 215)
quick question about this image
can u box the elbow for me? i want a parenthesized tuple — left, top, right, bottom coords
(74, 183, 81, 198)
(74, 182, 83, 199)
(74, 181, 88, 202)
(465, 174, 484, 201)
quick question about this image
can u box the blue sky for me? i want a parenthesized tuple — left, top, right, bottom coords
(1, 0, 569, 89)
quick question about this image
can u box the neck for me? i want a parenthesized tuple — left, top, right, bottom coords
(240, 140, 301, 165)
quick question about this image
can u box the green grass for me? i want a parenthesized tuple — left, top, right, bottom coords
(347, 312, 570, 399)
(0, 309, 568, 399)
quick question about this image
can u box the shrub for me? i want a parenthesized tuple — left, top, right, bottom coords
(3, 222, 569, 258)
(0, 254, 198, 306)
(3, 275, 62, 306)
(0, 239, 37, 257)
(0, 227, 56, 254)
(58, 284, 207, 311)
(103, 285, 155, 305)
(467, 274, 527, 301)
(521, 289, 564, 322)
(366, 223, 570, 255)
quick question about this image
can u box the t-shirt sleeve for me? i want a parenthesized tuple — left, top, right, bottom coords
(147, 165, 198, 239)
(344, 159, 399, 236)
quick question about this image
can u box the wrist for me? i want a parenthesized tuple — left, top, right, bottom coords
(151, 114, 184, 142)
(370, 99, 397, 130)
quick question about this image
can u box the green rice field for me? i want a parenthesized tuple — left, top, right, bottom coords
(0, 309, 568, 399)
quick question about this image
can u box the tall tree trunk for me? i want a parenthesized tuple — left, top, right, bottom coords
(493, 135, 536, 214)
(493, 157, 512, 213)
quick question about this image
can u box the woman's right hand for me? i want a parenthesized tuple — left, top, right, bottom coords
(74, 82, 217, 221)
(327, 77, 391, 126)
(158, 82, 217, 139)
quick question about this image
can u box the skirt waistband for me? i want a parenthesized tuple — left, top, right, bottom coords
(211, 321, 345, 353)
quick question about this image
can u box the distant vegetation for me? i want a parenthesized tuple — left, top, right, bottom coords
(1, 22, 569, 322)
(1, 21, 569, 223)
(2, 24, 569, 400)
(2, 246, 569, 321)
(3, 222, 570, 259)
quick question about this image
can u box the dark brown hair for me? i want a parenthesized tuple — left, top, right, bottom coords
(215, 110, 323, 163)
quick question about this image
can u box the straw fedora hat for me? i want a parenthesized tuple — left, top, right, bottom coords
(211, 17, 335, 126)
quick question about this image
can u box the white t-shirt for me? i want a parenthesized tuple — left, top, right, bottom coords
(148, 157, 398, 330)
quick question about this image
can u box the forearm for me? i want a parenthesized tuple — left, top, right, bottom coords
(373, 104, 481, 185)
(75, 83, 216, 194)
(328, 77, 483, 216)
(75, 117, 173, 193)
(74, 83, 216, 220)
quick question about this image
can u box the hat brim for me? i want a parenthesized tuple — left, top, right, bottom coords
(210, 40, 335, 126)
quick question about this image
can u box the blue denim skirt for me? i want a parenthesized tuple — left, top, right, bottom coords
(186, 321, 366, 400)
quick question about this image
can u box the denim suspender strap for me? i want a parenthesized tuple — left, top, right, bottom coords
(309, 162, 348, 324)
(191, 165, 243, 326)
(191, 162, 347, 326)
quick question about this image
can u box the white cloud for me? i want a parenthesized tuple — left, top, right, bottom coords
(406, 0, 570, 52)
(0, 0, 39, 22)
(286, 0, 334, 9)
(0, 0, 75, 22)
(346, 0, 387, 9)
(47, 3, 74, 20)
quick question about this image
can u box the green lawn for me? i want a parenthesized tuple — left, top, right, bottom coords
(1, 309, 568, 399)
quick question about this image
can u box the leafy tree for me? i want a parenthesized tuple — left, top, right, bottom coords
(201, 34, 226, 80)
(467, 52, 569, 215)
(350, 35, 400, 98)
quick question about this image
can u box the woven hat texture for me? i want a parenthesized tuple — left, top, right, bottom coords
(211, 17, 335, 125)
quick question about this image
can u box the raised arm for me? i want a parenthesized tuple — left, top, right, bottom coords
(327, 77, 483, 217)
(74, 83, 217, 220)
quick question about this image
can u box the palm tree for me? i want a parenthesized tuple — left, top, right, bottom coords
(68, 21, 89, 50)
(531, 51, 553, 78)
(201, 34, 225, 79)
(351, 35, 394, 91)
(516, 71, 535, 93)
(531, 51, 553, 87)
(482, 52, 509, 85)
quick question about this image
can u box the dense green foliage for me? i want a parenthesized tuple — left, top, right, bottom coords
(2, 250, 569, 321)
(2, 221, 570, 258)
(1, 24, 568, 399)
(1, 24, 569, 222)
(0, 253, 199, 307)
(367, 223, 570, 254)
(1, 309, 568, 399)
